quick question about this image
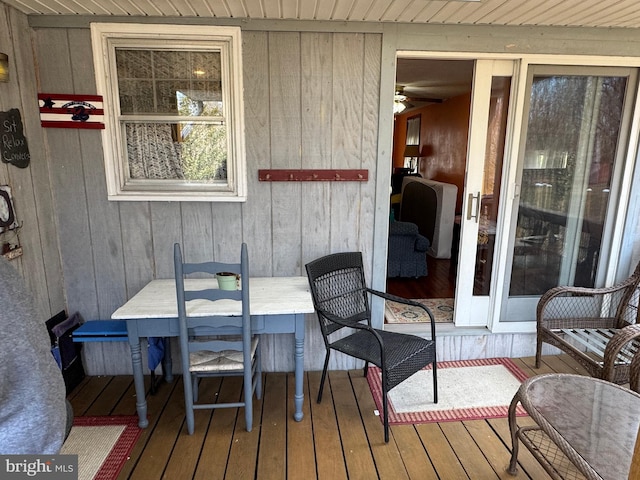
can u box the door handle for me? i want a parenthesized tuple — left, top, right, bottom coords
(467, 192, 481, 222)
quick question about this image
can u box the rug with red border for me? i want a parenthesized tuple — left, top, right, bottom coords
(60, 415, 141, 480)
(367, 357, 529, 425)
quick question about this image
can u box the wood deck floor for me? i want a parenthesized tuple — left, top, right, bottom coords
(68, 355, 592, 480)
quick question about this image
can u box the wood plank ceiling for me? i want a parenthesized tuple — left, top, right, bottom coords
(2, 0, 640, 29)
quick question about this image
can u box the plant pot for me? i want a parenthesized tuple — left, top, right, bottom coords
(216, 272, 239, 291)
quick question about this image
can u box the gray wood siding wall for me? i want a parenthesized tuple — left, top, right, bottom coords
(12, 10, 640, 378)
(0, 6, 65, 322)
(31, 26, 381, 375)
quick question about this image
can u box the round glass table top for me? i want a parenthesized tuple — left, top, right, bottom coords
(519, 374, 640, 480)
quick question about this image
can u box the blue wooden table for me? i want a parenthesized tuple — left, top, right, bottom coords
(111, 277, 314, 428)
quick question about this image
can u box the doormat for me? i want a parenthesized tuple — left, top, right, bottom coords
(385, 297, 454, 323)
(367, 358, 528, 424)
(60, 415, 141, 480)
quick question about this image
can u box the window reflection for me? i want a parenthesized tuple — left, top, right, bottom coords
(510, 75, 626, 295)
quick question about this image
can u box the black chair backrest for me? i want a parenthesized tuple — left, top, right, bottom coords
(305, 252, 371, 336)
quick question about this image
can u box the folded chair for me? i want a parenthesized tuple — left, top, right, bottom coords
(305, 251, 437, 443)
(536, 260, 640, 384)
(174, 243, 261, 435)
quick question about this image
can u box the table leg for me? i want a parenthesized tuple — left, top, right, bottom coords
(127, 322, 149, 428)
(294, 313, 305, 422)
(507, 393, 521, 475)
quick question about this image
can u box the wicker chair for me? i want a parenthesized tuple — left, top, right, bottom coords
(536, 261, 640, 384)
(305, 251, 437, 443)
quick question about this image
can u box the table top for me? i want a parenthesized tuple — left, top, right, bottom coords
(519, 373, 640, 480)
(112, 276, 315, 319)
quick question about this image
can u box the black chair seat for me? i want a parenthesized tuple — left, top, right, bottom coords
(331, 330, 435, 390)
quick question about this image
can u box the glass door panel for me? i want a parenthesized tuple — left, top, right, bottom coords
(512, 74, 625, 293)
(455, 60, 514, 327)
(505, 66, 635, 321)
(474, 76, 510, 296)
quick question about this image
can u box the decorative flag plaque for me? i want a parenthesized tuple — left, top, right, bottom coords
(38, 93, 105, 129)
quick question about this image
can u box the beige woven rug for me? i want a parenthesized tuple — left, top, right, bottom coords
(367, 358, 529, 424)
(385, 297, 454, 323)
(60, 416, 141, 480)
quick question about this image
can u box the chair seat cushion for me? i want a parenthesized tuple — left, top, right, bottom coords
(190, 336, 258, 372)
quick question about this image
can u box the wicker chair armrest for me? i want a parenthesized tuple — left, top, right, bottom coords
(367, 288, 437, 339)
(602, 324, 640, 380)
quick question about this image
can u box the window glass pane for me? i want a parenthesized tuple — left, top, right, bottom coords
(116, 49, 223, 115)
(125, 122, 227, 182)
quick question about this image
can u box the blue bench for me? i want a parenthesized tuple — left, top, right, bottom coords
(73, 320, 169, 393)
(72, 320, 128, 342)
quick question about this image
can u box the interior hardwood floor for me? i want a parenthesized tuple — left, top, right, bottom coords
(67, 355, 593, 480)
(387, 256, 455, 299)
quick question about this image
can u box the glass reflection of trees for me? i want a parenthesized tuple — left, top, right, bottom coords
(511, 75, 626, 294)
(176, 92, 227, 182)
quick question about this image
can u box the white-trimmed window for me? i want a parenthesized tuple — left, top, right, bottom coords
(91, 23, 246, 201)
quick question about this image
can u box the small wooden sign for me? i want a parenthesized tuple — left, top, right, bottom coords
(0, 108, 30, 168)
(38, 93, 105, 129)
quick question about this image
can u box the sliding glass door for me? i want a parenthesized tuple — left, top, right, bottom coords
(504, 66, 637, 321)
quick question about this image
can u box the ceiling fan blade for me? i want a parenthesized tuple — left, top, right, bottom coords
(404, 96, 443, 103)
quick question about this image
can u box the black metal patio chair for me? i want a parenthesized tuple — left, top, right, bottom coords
(305, 251, 438, 442)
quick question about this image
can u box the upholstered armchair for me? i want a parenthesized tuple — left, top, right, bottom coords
(387, 220, 429, 278)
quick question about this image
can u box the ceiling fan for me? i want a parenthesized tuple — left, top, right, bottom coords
(394, 86, 442, 114)
(395, 86, 443, 103)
